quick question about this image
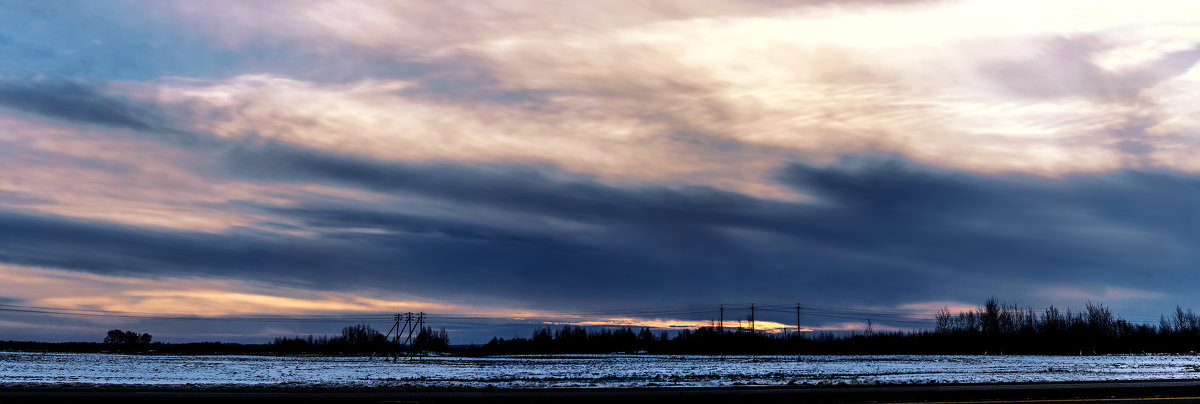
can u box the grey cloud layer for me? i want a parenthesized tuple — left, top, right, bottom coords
(4, 139, 1199, 319)
(1, 76, 1197, 320)
(0, 80, 185, 135)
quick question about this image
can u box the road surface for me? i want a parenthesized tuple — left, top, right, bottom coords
(7, 380, 1200, 403)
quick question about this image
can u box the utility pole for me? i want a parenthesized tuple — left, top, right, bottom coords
(371, 313, 402, 361)
(399, 312, 416, 359)
(719, 305, 724, 334)
(796, 303, 801, 337)
(393, 313, 401, 346)
(417, 312, 425, 357)
(750, 303, 755, 335)
(417, 312, 425, 342)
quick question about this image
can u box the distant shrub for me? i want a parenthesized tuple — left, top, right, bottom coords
(103, 329, 151, 346)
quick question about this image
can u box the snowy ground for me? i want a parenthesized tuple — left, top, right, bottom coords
(3, 352, 1200, 389)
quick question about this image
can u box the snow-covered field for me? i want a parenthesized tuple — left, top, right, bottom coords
(3, 352, 1200, 388)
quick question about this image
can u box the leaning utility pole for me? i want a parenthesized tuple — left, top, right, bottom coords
(399, 312, 416, 359)
(417, 312, 425, 343)
(370, 313, 403, 361)
(392, 313, 402, 347)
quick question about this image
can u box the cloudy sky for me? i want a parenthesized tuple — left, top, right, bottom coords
(2, 0, 1200, 343)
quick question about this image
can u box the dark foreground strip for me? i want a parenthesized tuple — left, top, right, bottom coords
(7, 380, 1200, 403)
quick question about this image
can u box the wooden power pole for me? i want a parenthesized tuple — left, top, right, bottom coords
(719, 305, 724, 334)
(796, 303, 801, 337)
(750, 303, 755, 335)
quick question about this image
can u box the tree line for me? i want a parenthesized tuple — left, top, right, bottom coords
(473, 298, 1200, 355)
(0, 324, 448, 355)
(9, 298, 1200, 355)
(928, 297, 1200, 354)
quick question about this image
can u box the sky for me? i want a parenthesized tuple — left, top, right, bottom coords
(2, 0, 1200, 344)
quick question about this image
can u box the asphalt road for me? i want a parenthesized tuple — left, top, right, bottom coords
(7, 380, 1200, 403)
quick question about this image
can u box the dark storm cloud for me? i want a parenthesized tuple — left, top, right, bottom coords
(229, 148, 1200, 304)
(0, 79, 195, 139)
(0, 210, 343, 279)
(5, 147, 1200, 327)
(227, 145, 787, 228)
(777, 160, 1200, 281)
(128, 148, 1200, 301)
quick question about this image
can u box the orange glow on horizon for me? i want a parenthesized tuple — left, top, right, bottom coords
(0, 265, 933, 333)
(0, 265, 460, 317)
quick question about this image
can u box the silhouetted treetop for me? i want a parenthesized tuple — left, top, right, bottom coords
(103, 329, 151, 345)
